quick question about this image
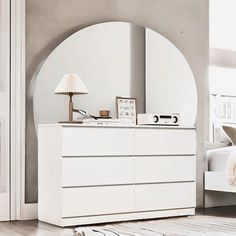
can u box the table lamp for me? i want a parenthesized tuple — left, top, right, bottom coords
(54, 73, 88, 122)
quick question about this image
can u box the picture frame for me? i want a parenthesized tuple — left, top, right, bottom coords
(116, 96, 137, 124)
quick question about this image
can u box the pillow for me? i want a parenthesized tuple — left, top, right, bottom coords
(214, 126, 232, 145)
(223, 125, 236, 145)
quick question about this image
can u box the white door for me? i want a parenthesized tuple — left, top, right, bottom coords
(0, 0, 10, 221)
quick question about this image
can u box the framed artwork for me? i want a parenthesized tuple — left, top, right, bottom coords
(116, 97, 137, 124)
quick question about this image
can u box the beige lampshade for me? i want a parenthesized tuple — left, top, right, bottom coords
(54, 73, 89, 94)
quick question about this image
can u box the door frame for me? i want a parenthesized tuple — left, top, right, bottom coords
(11, 0, 37, 220)
(0, 0, 10, 221)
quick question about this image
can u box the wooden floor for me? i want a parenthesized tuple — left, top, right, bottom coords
(0, 220, 75, 236)
(1, 207, 236, 236)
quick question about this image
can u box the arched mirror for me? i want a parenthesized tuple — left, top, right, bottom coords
(33, 22, 197, 128)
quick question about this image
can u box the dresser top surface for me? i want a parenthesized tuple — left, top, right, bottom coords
(39, 123, 195, 130)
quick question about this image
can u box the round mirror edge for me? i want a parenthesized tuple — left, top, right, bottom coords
(32, 20, 198, 101)
(32, 21, 198, 129)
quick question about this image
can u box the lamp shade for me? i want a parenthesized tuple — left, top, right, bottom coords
(54, 73, 89, 94)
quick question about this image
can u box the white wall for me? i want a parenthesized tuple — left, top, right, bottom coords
(209, 66, 236, 96)
(210, 0, 236, 51)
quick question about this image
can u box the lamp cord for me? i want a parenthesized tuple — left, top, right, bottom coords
(73, 109, 99, 120)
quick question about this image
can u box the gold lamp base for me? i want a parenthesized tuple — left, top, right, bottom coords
(58, 93, 83, 124)
(69, 93, 74, 122)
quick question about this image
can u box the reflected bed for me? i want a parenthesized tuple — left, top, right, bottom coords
(205, 146, 236, 193)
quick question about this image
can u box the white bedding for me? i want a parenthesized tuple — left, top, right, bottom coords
(206, 146, 236, 185)
(206, 146, 234, 171)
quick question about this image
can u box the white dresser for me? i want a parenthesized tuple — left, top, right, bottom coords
(38, 124, 196, 227)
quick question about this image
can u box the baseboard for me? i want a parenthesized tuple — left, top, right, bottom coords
(20, 203, 38, 220)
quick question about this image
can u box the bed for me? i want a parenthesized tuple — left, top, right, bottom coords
(205, 93, 236, 194)
(205, 146, 236, 192)
(205, 125, 236, 193)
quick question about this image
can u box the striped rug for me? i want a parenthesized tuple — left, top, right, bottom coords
(75, 216, 236, 235)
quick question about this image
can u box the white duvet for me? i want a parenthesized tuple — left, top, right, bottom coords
(226, 149, 236, 185)
(206, 146, 236, 185)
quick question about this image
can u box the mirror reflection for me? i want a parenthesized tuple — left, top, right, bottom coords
(33, 22, 197, 128)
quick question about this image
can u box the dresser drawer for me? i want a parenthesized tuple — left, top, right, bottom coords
(62, 127, 134, 156)
(135, 182, 196, 212)
(134, 128, 196, 155)
(135, 156, 196, 183)
(62, 186, 134, 217)
(62, 157, 134, 187)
